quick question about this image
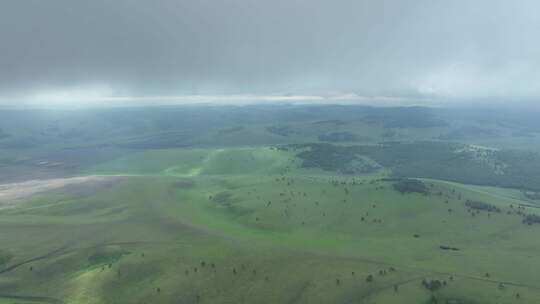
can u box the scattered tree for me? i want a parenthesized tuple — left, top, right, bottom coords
(366, 274, 374, 282)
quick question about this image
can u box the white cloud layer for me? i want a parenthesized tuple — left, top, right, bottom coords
(1, 0, 540, 106)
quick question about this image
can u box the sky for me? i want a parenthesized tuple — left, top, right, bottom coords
(1, 0, 539, 107)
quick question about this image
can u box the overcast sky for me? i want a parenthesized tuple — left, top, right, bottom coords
(1, 0, 539, 106)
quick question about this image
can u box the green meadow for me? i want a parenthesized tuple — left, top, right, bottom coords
(1, 146, 540, 304)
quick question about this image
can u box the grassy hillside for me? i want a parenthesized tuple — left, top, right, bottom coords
(84, 147, 297, 177)
(1, 147, 540, 303)
(1, 105, 540, 182)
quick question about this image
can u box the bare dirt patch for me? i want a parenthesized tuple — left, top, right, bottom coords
(0, 176, 123, 209)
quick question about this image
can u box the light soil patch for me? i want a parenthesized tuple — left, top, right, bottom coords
(0, 176, 122, 209)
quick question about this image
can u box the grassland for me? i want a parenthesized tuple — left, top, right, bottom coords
(1, 146, 540, 304)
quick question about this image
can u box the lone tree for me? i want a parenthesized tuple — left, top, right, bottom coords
(366, 274, 374, 283)
(422, 279, 443, 292)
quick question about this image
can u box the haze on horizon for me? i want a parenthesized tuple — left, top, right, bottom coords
(1, 0, 540, 107)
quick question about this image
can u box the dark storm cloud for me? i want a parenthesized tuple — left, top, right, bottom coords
(1, 0, 540, 105)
